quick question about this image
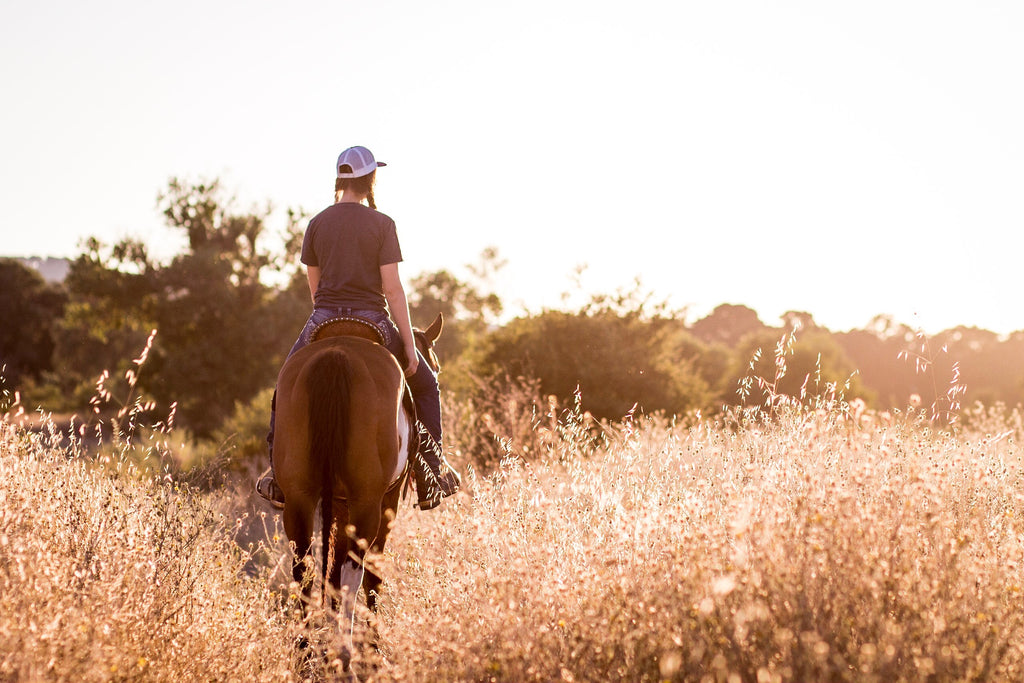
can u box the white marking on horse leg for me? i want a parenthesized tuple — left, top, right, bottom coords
(338, 557, 362, 610)
(337, 557, 364, 651)
(394, 406, 411, 483)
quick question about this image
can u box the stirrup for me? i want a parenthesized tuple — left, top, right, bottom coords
(256, 468, 285, 510)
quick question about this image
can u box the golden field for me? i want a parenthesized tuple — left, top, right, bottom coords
(2, 390, 1023, 682)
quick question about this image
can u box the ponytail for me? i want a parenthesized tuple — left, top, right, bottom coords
(334, 169, 377, 208)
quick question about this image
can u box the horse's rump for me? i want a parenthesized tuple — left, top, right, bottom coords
(276, 337, 410, 595)
(276, 315, 443, 670)
(301, 345, 411, 502)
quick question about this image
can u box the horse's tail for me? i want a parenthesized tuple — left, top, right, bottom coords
(306, 349, 351, 578)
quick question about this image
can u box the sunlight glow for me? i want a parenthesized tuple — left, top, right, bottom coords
(2, 0, 1022, 333)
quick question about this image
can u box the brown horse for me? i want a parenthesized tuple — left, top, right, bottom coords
(274, 314, 443, 625)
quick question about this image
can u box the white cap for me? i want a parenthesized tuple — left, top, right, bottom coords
(336, 146, 386, 178)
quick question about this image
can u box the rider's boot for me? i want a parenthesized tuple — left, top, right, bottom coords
(411, 422, 460, 510)
(256, 464, 285, 510)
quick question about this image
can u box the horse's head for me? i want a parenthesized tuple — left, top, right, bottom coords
(414, 314, 443, 374)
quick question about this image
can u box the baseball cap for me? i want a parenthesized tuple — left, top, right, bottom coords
(336, 146, 387, 178)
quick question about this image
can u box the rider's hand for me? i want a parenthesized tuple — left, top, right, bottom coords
(404, 346, 420, 378)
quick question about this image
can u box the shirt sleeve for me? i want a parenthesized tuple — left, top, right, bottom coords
(379, 218, 403, 266)
(300, 221, 318, 267)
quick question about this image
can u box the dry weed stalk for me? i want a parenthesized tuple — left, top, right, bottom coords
(898, 330, 969, 426)
(376, 397, 1024, 682)
(0, 421, 299, 681)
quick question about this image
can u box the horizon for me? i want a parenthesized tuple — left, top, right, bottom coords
(7, 252, 1020, 338)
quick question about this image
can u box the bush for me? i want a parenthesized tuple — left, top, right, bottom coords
(183, 386, 276, 473)
(473, 310, 716, 421)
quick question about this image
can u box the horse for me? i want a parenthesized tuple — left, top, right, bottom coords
(272, 314, 443, 643)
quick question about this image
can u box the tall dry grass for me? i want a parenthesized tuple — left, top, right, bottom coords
(3, 371, 1024, 681)
(377, 396, 1024, 682)
(0, 417, 301, 681)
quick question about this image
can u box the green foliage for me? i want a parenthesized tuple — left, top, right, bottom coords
(833, 317, 919, 408)
(408, 247, 504, 327)
(50, 238, 159, 408)
(408, 247, 506, 393)
(17, 174, 1024, 466)
(209, 386, 275, 467)
(922, 326, 1024, 410)
(146, 180, 309, 436)
(730, 319, 870, 408)
(0, 259, 67, 387)
(690, 303, 769, 347)
(831, 318, 1017, 413)
(474, 309, 716, 420)
(49, 179, 307, 437)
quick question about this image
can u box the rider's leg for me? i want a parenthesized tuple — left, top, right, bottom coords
(406, 353, 442, 442)
(404, 349, 460, 509)
(256, 388, 285, 509)
(267, 388, 277, 465)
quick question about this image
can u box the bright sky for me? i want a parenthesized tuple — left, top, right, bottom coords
(3, 1, 1022, 334)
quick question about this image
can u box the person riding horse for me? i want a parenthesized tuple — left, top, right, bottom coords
(257, 145, 459, 510)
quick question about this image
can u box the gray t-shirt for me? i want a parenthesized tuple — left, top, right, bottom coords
(301, 203, 403, 311)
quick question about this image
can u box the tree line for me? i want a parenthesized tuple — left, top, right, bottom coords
(3, 179, 1023, 448)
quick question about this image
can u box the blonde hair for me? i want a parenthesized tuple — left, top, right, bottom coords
(334, 168, 376, 208)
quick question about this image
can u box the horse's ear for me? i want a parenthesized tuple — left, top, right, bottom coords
(424, 313, 443, 343)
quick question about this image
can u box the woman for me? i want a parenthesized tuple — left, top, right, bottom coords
(256, 145, 459, 510)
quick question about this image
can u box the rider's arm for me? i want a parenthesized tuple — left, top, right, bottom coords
(306, 265, 321, 304)
(380, 262, 420, 378)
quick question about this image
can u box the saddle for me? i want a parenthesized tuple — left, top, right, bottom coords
(309, 316, 419, 496)
(310, 316, 386, 345)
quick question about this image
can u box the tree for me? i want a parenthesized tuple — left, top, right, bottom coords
(475, 309, 716, 420)
(932, 326, 1019, 408)
(780, 310, 818, 333)
(142, 179, 307, 435)
(50, 238, 160, 407)
(727, 326, 870, 407)
(52, 179, 307, 437)
(0, 259, 67, 388)
(407, 248, 506, 391)
(690, 304, 768, 347)
(408, 269, 501, 329)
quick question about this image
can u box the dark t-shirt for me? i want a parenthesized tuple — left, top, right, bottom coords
(301, 203, 403, 311)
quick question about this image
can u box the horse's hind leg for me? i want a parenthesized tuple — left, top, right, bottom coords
(287, 504, 327, 677)
(324, 500, 355, 613)
(283, 503, 316, 608)
(364, 490, 401, 613)
(337, 497, 383, 605)
(359, 500, 392, 659)
(333, 496, 387, 662)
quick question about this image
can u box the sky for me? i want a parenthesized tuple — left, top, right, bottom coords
(3, 1, 1023, 334)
